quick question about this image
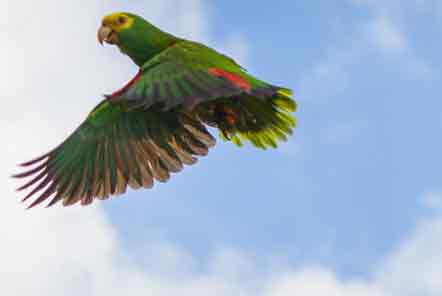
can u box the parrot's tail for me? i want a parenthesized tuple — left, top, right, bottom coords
(196, 88, 297, 149)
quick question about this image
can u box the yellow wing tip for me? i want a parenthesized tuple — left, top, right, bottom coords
(277, 88, 293, 98)
(273, 88, 297, 113)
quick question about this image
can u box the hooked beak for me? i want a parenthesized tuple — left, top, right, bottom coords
(97, 25, 118, 45)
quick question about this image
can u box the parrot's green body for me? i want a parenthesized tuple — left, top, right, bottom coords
(14, 12, 297, 208)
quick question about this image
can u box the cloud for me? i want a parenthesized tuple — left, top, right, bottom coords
(422, 192, 442, 209)
(265, 269, 385, 296)
(367, 15, 407, 54)
(264, 193, 442, 296)
(375, 198, 442, 295)
(3, 190, 442, 295)
(299, 0, 432, 100)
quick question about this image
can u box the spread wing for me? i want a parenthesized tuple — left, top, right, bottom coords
(109, 41, 276, 110)
(14, 41, 294, 209)
(13, 102, 215, 208)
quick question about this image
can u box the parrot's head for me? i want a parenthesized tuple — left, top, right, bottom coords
(97, 12, 176, 66)
(97, 12, 135, 46)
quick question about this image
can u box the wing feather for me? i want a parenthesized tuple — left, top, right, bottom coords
(109, 41, 255, 111)
(14, 102, 216, 208)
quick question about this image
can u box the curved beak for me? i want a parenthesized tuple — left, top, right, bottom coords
(97, 25, 114, 45)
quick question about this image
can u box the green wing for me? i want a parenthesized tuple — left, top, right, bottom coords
(14, 101, 215, 208)
(110, 40, 276, 110)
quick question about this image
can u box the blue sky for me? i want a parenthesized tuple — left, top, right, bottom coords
(2, 0, 442, 295)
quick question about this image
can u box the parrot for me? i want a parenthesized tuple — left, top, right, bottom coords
(13, 12, 297, 209)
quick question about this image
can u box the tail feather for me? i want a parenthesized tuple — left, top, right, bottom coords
(197, 86, 297, 149)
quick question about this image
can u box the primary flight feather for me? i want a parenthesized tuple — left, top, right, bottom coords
(14, 12, 297, 208)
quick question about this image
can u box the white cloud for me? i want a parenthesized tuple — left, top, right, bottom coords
(265, 269, 385, 296)
(376, 211, 442, 295)
(2, 197, 435, 296)
(422, 192, 442, 209)
(367, 15, 407, 54)
(299, 0, 432, 100)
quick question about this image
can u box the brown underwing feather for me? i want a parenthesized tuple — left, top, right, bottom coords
(46, 174, 72, 207)
(124, 117, 144, 186)
(95, 141, 107, 199)
(69, 147, 95, 204)
(91, 141, 103, 198)
(22, 175, 51, 202)
(121, 140, 142, 189)
(149, 141, 183, 173)
(179, 130, 209, 156)
(28, 182, 58, 209)
(102, 140, 112, 199)
(81, 194, 94, 206)
(115, 170, 128, 195)
(144, 140, 170, 182)
(132, 142, 154, 189)
(78, 145, 96, 202)
(104, 135, 117, 195)
(169, 136, 198, 165)
(119, 141, 134, 182)
(184, 124, 216, 147)
(62, 157, 88, 206)
(13, 161, 47, 179)
(134, 140, 155, 176)
(127, 140, 143, 190)
(113, 140, 129, 183)
(19, 152, 51, 167)
(16, 167, 49, 191)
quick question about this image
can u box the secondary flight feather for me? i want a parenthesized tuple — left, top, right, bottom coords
(14, 12, 297, 208)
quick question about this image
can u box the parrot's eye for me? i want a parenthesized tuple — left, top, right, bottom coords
(117, 16, 127, 25)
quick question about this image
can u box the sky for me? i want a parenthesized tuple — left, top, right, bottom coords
(1, 0, 442, 295)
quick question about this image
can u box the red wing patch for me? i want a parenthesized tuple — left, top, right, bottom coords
(111, 70, 143, 97)
(208, 68, 251, 91)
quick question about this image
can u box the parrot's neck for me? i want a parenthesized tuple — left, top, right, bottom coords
(118, 22, 177, 67)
